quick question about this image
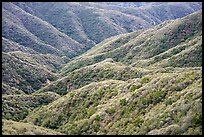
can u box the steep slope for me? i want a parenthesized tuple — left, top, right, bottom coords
(81, 2, 201, 27)
(98, 2, 156, 7)
(2, 92, 60, 121)
(35, 10, 202, 96)
(12, 2, 147, 44)
(2, 52, 58, 93)
(8, 51, 66, 72)
(2, 2, 201, 60)
(24, 68, 202, 135)
(61, 10, 202, 75)
(2, 2, 84, 58)
(140, 2, 202, 22)
(2, 83, 25, 95)
(22, 11, 202, 135)
(2, 119, 64, 135)
(12, 2, 201, 48)
(2, 37, 38, 54)
(36, 59, 153, 95)
(2, 2, 202, 135)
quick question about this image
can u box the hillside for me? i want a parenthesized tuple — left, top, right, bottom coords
(36, 59, 154, 95)
(2, 119, 64, 135)
(3, 2, 201, 58)
(22, 10, 202, 135)
(24, 68, 202, 135)
(98, 2, 155, 7)
(2, 2, 84, 58)
(2, 52, 60, 93)
(2, 2, 202, 135)
(2, 2, 201, 95)
(2, 37, 38, 54)
(61, 10, 202, 75)
(2, 92, 61, 121)
(2, 83, 25, 95)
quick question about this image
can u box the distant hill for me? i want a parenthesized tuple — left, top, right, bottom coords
(2, 2, 84, 58)
(2, 2, 201, 94)
(3, 2, 201, 58)
(61, 10, 202, 75)
(2, 2, 202, 135)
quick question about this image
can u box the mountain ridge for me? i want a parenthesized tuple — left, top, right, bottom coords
(2, 2, 202, 135)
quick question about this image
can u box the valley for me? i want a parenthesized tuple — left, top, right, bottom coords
(2, 2, 202, 135)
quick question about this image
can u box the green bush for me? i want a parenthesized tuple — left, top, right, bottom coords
(130, 85, 137, 92)
(134, 117, 144, 127)
(140, 97, 148, 105)
(154, 56, 162, 62)
(141, 77, 150, 84)
(106, 107, 115, 114)
(192, 112, 202, 127)
(95, 115, 100, 121)
(165, 99, 173, 106)
(120, 99, 127, 106)
(150, 90, 165, 104)
(87, 107, 96, 118)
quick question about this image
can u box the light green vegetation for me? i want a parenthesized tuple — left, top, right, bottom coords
(61, 11, 202, 75)
(2, 119, 64, 135)
(2, 2, 202, 135)
(24, 68, 202, 135)
(2, 92, 61, 121)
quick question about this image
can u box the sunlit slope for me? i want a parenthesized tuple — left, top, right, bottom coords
(2, 119, 64, 135)
(61, 10, 202, 75)
(24, 68, 202, 135)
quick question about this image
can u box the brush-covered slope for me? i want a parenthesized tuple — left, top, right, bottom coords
(24, 68, 202, 135)
(2, 119, 64, 135)
(36, 59, 154, 95)
(140, 2, 202, 22)
(61, 10, 202, 74)
(98, 2, 155, 7)
(22, 11, 202, 135)
(2, 92, 60, 121)
(37, 10, 202, 95)
(2, 83, 25, 95)
(2, 2, 84, 58)
(99, 2, 201, 9)
(2, 3, 202, 135)
(11, 2, 148, 45)
(81, 2, 201, 27)
(8, 2, 201, 52)
(7, 51, 66, 72)
(2, 52, 60, 93)
(2, 37, 38, 54)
